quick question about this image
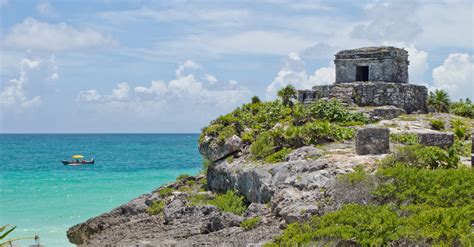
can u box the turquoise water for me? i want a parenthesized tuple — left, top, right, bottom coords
(0, 134, 202, 247)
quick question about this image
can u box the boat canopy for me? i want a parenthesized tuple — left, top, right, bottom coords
(72, 155, 84, 159)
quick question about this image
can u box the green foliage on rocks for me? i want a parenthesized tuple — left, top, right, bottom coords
(240, 216, 261, 231)
(450, 98, 474, 118)
(146, 201, 165, 215)
(208, 190, 247, 215)
(429, 119, 445, 130)
(158, 187, 175, 197)
(264, 147, 292, 163)
(269, 165, 474, 246)
(200, 98, 364, 163)
(187, 190, 247, 215)
(380, 144, 460, 169)
(390, 133, 419, 145)
(451, 119, 471, 140)
(176, 174, 191, 181)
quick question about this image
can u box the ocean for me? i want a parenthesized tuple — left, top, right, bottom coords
(0, 134, 202, 247)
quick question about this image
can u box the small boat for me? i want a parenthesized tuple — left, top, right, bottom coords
(62, 155, 95, 166)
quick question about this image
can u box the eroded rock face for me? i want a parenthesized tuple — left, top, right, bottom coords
(366, 105, 406, 121)
(199, 135, 243, 162)
(286, 146, 321, 161)
(417, 132, 454, 148)
(355, 128, 390, 155)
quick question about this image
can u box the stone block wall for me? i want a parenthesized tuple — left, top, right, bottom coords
(355, 128, 390, 155)
(298, 82, 427, 113)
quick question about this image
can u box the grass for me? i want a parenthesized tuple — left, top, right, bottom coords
(146, 201, 165, 215)
(389, 133, 418, 145)
(240, 217, 261, 231)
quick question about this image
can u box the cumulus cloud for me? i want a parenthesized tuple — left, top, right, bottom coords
(432, 53, 474, 100)
(383, 42, 429, 84)
(37, 1, 57, 17)
(77, 60, 251, 113)
(351, 2, 421, 42)
(0, 58, 42, 112)
(265, 52, 334, 100)
(204, 74, 218, 85)
(3, 18, 116, 51)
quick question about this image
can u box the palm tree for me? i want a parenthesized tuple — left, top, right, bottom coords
(427, 89, 450, 113)
(277, 85, 297, 107)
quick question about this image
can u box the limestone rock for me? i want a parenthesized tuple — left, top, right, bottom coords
(199, 135, 242, 162)
(355, 128, 390, 155)
(286, 146, 321, 161)
(417, 132, 454, 148)
(366, 105, 406, 121)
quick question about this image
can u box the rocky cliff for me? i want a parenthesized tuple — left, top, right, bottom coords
(67, 107, 473, 246)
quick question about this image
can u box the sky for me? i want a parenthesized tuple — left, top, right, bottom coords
(0, 0, 473, 133)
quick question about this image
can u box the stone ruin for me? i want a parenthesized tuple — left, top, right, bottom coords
(298, 46, 428, 113)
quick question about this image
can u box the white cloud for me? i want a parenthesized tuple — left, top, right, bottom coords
(37, 2, 57, 17)
(351, 2, 422, 42)
(78, 60, 251, 113)
(265, 52, 334, 100)
(99, 7, 249, 25)
(204, 74, 218, 85)
(0, 58, 42, 112)
(159, 31, 313, 56)
(3, 18, 117, 51)
(432, 53, 474, 100)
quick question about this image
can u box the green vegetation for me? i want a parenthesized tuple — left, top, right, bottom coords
(267, 139, 473, 246)
(158, 187, 175, 197)
(177, 174, 191, 181)
(277, 85, 297, 107)
(251, 96, 261, 104)
(146, 200, 165, 215)
(1, 225, 39, 247)
(187, 190, 247, 215)
(240, 216, 261, 231)
(208, 190, 247, 215)
(429, 119, 445, 130)
(380, 144, 459, 169)
(451, 119, 471, 140)
(268, 164, 474, 246)
(450, 98, 474, 118)
(390, 133, 418, 145)
(427, 89, 450, 113)
(200, 97, 365, 163)
(264, 147, 292, 163)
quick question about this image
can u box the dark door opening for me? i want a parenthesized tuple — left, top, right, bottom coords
(356, 66, 369, 81)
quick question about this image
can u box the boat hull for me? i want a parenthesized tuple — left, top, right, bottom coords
(62, 159, 94, 166)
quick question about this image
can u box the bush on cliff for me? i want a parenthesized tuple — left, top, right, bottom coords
(450, 98, 474, 118)
(240, 216, 261, 231)
(209, 190, 247, 215)
(268, 165, 474, 246)
(380, 144, 459, 169)
(146, 200, 165, 215)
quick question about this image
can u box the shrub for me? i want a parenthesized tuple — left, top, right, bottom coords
(390, 133, 418, 145)
(158, 187, 175, 197)
(209, 190, 247, 215)
(450, 100, 474, 118)
(187, 193, 211, 206)
(429, 119, 445, 130)
(240, 216, 261, 231)
(451, 119, 470, 140)
(307, 99, 367, 123)
(427, 89, 450, 113)
(264, 147, 292, 163)
(268, 163, 474, 246)
(250, 131, 276, 160)
(380, 144, 459, 169)
(251, 96, 261, 104)
(270, 203, 474, 246)
(226, 155, 235, 163)
(374, 165, 474, 208)
(177, 174, 191, 181)
(146, 200, 165, 215)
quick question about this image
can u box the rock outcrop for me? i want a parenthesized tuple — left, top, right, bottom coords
(355, 128, 390, 155)
(199, 135, 242, 161)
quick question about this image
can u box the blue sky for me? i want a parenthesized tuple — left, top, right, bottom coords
(1, 0, 473, 133)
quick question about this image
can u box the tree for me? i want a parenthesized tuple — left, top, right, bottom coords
(277, 85, 298, 107)
(251, 96, 261, 104)
(427, 89, 450, 113)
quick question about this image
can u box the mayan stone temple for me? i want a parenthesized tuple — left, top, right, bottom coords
(298, 46, 428, 113)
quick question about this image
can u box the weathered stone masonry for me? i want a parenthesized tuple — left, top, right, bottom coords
(298, 46, 428, 113)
